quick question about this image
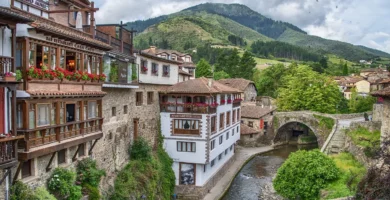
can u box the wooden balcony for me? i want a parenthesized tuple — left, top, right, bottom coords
(0, 136, 23, 168)
(160, 103, 217, 114)
(173, 129, 200, 135)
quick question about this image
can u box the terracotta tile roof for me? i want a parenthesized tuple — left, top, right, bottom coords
(182, 62, 196, 68)
(139, 52, 183, 65)
(371, 87, 390, 97)
(218, 78, 255, 92)
(179, 69, 192, 76)
(161, 77, 240, 94)
(361, 68, 385, 73)
(240, 123, 260, 135)
(379, 79, 390, 84)
(0, 6, 32, 23)
(11, 8, 112, 50)
(141, 47, 196, 66)
(241, 106, 275, 119)
(26, 90, 106, 97)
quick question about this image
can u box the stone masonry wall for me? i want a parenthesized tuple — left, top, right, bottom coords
(373, 103, 383, 122)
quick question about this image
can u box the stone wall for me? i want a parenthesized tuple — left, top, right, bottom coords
(373, 103, 383, 122)
(243, 84, 257, 102)
(344, 136, 373, 168)
(175, 153, 237, 200)
(350, 121, 382, 132)
(240, 114, 274, 146)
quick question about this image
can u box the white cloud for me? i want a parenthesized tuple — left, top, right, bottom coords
(95, 0, 390, 53)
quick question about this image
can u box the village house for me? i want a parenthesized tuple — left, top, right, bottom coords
(0, 3, 32, 198)
(335, 76, 370, 99)
(159, 77, 242, 199)
(239, 106, 276, 146)
(218, 78, 257, 102)
(3, 0, 114, 191)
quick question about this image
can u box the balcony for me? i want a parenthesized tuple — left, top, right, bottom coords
(0, 56, 20, 84)
(160, 103, 217, 114)
(233, 99, 242, 108)
(0, 136, 23, 168)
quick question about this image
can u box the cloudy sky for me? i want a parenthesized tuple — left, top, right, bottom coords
(94, 0, 390, 53)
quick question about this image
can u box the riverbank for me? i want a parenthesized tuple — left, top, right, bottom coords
(203, 145, 274, 200)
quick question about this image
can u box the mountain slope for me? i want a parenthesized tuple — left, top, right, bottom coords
(128, 3, 390, 61)
(133, 13, 272, 51)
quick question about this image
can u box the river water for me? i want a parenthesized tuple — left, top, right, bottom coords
(222, 144, 318, 200)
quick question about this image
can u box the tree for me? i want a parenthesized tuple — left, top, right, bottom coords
(237, 51, 257, 80)
(319, 57, 328, 69)
(348, 89, 377, 113)
(215, 48, 240, 77)
(214, 70, 230, 80)
(342, 63, 349, 75)
(252, 63, 291, 98)
(276, 65, 342, 113)
(273, 150, 339, 200)
(195, 59, 212, 78)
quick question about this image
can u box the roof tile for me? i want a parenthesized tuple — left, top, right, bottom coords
(218, 78, 255, 92)
(240, 123, 260, 135)
(161, 77, 240, 94)
(241, 106, 275, 119)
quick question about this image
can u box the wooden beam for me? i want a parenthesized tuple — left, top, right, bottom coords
(88, 139, 99, 155)
(0, 169, 11, 185)
(47, 8, 99, 13)
(12, 162, 21, 183)
(72, 144, 81, 162)
(46, 152, 56, 172)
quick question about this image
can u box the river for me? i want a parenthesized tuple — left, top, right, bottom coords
(222, 144, 318, 200)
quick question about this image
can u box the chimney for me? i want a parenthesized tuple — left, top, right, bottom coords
(207, 76, 213, 87)
(150, 46, 156, 53)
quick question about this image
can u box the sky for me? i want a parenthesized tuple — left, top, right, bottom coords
(94, 0, 390, 53)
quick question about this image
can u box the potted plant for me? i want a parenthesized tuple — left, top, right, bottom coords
(99, 74, 106, 82)
(4, 72, 16, 81)
(73, 71, 82, 81)
(55, 68, 65, 81)
(141, 66, 148, 73)
(16, 70, 22, 81)
(81, 72, 90, 82)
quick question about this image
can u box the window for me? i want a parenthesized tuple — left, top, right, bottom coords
(163, 65, 170, 77)
(248, 121, 253, 128)
(220, 95, 225, 105)
(58, 149, 66, 165)
(112, 107, 116, 117)
(219, 135, 223, 144)
(66, 104, 75, 122)
(250, 134, 254, 138)
(232, 110, 236, 123)
(21, 160, 32, 178)
(17, 103, 23, 129)
(152, 63, 158, 75)
(188, 69, 194, 77)
(264, 122, 268, 129)
(177, 142, 196, 152)
(237, 126, 239, 133)
(225, 149, 228, 155)
(211, 140, 215, 150)
(226, 132, 229, 140)
(271, 112, 274, 116)
(141, 60, 147, 74)
(237, 109, 240, 121)
(78, 143, 85, 157)
(230, 144, 234, 151)
(211, 159, 215, 167)
(232, 128, 235, 136)
(136, 92, 143, 106)
(16, 42, 23, 70)
(211, 116, 216, 133)
(147, 92, 154, 105)
(174, 119, 200, 135)
(179, 163, 195, 185)
(218, 153, 222, 160)
(88, 101, 97, 119)
(220, 113, 225, 129)
(124, 105, 128, 114)
(226, 111, 231, 126)
(37, 104, 50, 127)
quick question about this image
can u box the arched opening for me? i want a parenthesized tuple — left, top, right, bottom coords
(274, 122, 319, 147)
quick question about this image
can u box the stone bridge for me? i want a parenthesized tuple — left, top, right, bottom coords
(272, 111, 367, 151)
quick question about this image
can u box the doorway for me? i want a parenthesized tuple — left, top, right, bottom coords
(66, 104, 75, 122)
(133, 119, 139, 140)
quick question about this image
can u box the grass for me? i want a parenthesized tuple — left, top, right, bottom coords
(327, 54, 356, 66)
(346, 127, 380, 148)
(322, 153, 366, 199)
(314, 114, 335, 130)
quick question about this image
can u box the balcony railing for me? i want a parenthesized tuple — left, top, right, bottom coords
(173, 129, 200, 135)
(0, 56, 13, 78)
(160, 103, 217, 114)
(233, 99, 242, 108)
(123, 42, 131, 55)
(17, 118, 103, 151)
(111, 37, 121, 52)
(0, 136, 23, 166)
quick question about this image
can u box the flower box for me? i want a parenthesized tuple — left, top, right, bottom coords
(4, 76, 16, 81)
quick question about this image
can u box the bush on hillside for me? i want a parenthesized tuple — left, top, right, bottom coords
(273, 150, 339, 199)
(76, 158, 106, 187)
(10, 181, 37, 200)
(129, 138, 152, 161)
(47, 168, 82, 200)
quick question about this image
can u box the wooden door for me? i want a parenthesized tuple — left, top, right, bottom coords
(0, 87, 4, 133)
(133, 119, 138, 140)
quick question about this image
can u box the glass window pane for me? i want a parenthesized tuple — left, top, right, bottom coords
(178, 142, 182, 151)
(29, 110, 35, 129)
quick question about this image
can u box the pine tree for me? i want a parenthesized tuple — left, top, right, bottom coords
(237, 51, 257, 80)
(195, 59, 212, 78)
(342, 63, 349, 75)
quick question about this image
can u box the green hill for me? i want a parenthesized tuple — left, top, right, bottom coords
(128, 3, 390, 61)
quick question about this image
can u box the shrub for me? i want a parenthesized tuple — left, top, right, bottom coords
(10, 181, 37, 200)
(76, 158, 106, 187)
(34, 187, 57, 200)
(82, 184, 100, 200)
(129, 138, 151, 161)
(47, 168, 82, 200)
(273, 150, 339, 199)
(346, 127, 381, 157)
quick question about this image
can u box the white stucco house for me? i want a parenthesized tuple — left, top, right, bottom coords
(159, 77, 242, 196)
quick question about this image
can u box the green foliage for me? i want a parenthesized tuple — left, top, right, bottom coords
(111, 120, 175, 200)
(252, 63, 288, 98)
(195, 58, 212, 78)
(322, 153, 366, 199)
(348, 89, 377, 113)
(10, 181, 38, 200)
(276, 65, 342, 113)
(273, 150, 339, 200)
(76, 158, 106, 187)
(132, 64, 138, 81)
(47, 168, 82, 200)
(34, 187, 57, 200)
(213, 70, 230, 80)
(129, 137, 152, 161)
(109, 63, 118, 83)
(314, 114, 335, 130)
(82, 184, 100, 200)
(237, 51, 257, 80)
(16, 70, 22, 81)
(342, 63, 349, 75)
(346, 127, 381, 157)
(214, 48, 240, 77)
